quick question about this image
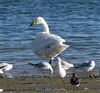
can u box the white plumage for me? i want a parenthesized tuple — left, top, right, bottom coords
(0, 63, 13, 78)
(54, 57, 66, 78)
(75, 60, 96, 72)
(61, 60, 74, 70)
(51, 58, 74, 70)
(28, 62, 53, 76)
(0, 63, 13, 74)
(30, 17, 69, 59)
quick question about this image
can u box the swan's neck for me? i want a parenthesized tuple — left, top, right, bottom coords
(42, 21, 49, 33)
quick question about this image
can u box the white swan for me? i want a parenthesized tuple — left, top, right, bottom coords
(28, 62, 53, 76)
(75, 60, 95, 72)
(30, 17, 69, 60)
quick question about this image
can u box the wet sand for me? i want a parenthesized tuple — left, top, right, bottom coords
(0, 76, 100, 93)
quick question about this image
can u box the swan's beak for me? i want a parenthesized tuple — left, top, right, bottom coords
(30, 20, 36, 26)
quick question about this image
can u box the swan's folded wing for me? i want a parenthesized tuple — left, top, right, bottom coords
(38, 32, 65, 42)
(32, 32, 69, 58)
(32, 32, 68, 48)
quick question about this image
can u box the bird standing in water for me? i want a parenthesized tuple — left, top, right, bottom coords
(30, 17, 69, 62)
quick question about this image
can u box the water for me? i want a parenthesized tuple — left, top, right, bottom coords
(0, 0, 100, 76)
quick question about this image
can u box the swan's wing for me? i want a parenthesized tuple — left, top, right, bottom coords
(37, 32, 65, 42)
(38, 32, 65, 42)
(32, 33, 56, 47)
(32, 32, 69, 58)
(32, 32, 67, 48)
(47, 33, 65, 42)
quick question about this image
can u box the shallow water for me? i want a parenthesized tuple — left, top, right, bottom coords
(0, 0, 100, 76)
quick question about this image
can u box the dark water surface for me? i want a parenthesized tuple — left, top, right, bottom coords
(0, 0, 100, 76)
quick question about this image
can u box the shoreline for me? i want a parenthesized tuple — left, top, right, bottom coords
(0, 76, 100, 93)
